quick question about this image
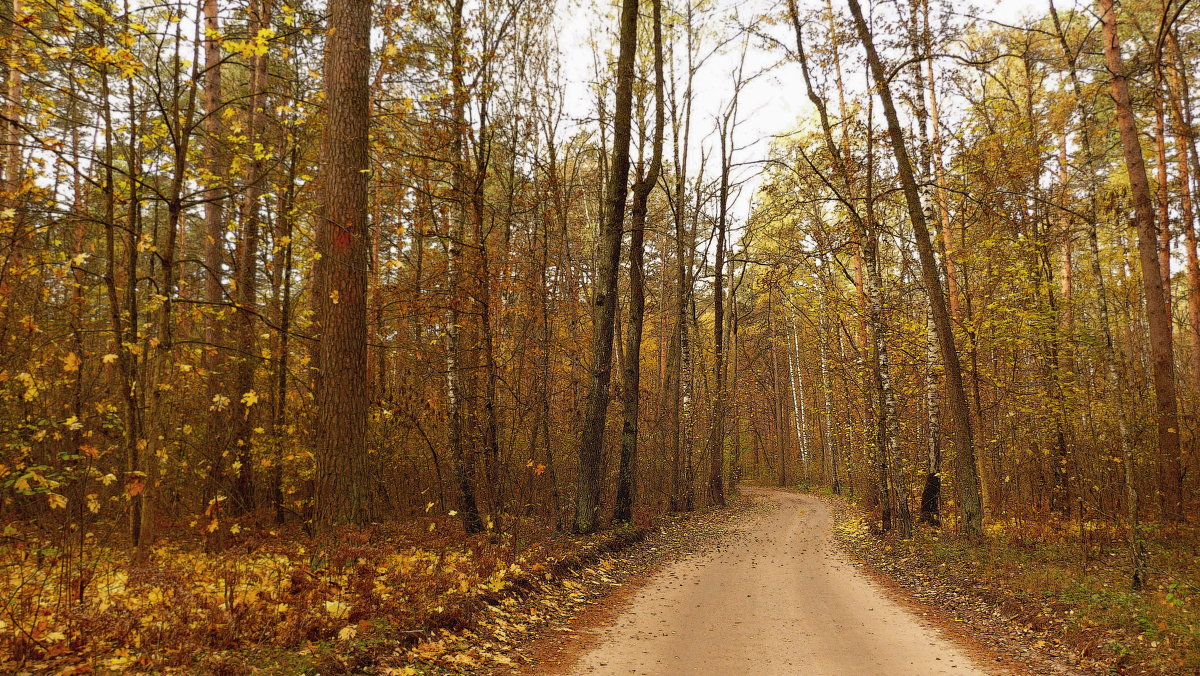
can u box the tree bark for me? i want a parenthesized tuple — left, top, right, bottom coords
(846, 0, 983, 535)
(445, 0, 483, 535)
(233, 0, 272, 513)
(312, 0, 372, 529)
(201, 0, 230, 508)
(1098, 0, 1183, 521)
(615, 0, 664, 524)
(574, 0, 638, 534)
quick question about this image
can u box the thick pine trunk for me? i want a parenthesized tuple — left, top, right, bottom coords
(201, 0, 229, 506)
(312, 0, 372, 529)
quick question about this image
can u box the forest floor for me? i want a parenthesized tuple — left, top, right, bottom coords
(834, 497, 1200, 675)
(1, 499, 747, 674)
(9, 488, 1193, 673)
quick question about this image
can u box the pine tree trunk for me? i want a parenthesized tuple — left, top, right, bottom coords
(1098, 0, 1183, 521)
(233, 0, 272, 513)
(312, 0, 372, 529)
(201, 0, 229, 507)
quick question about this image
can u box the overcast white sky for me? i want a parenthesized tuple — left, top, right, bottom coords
(554, 0, 1056, 229)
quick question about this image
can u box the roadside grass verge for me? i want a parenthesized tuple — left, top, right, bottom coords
(833, 503, 1199, 675)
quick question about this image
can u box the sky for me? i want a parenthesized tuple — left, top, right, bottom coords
(554, 0, 1056, 230)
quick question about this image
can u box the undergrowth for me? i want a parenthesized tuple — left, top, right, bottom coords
(0, 514, 630, 673)
(838, 508, 1200, 674)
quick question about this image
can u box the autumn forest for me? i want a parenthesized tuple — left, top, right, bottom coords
(2, 0, 1199, 672)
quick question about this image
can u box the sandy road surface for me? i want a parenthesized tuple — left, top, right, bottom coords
(567, 488, 992, 675)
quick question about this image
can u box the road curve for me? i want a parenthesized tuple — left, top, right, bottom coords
(567, 488, 992, 675)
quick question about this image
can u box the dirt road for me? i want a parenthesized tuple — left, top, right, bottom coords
(567, 488, 992, 675)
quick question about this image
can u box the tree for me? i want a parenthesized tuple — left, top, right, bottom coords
(615, 0, 665, 524)
(574, 0, 640, 534)
(846, 0, 983, 535)
(312, 0, 373, 529)
(1098, 0, 1183, 522)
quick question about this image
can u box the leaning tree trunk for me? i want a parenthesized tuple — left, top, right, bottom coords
(574, 0, 639, 534)
(847, 0, 983, 535)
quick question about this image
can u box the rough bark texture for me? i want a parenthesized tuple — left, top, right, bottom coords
(444, 0, 483, 535)
(312, 0, 372, 529)
(1099, 0, 1183, 521)
(574, 0, 638, 534)
(1163, 32, 1200, 379)
(708, 105, 733, 508)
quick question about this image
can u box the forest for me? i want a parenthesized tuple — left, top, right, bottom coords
(0, 0, 1198, 672)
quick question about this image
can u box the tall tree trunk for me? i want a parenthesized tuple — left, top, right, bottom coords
(1099, 0, 1183, 521)
(201, 0, 229, 508)
(233, 0, 272, 512)
(1162, 32, 1200, 379)
(445, 0, 482, 535)
(1153, 85, 1173, 316)
(817, 289, 838, 492)
(615, 0, 664, 524)
(847, 0, 983, 535)
(312, 0, 372, 529)
(787, 312, 809, 479)
(1050, 0, 1146, 586)
(708, 85, 740, 508)
(574, 0, 638, 534)
(769, 288, 788, 487)
(920, 307, 942, 525)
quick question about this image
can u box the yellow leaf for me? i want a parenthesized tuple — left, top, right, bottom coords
(47, 493, 67, 509)
(62, 352, 81, 372)
(330, 289, 340, 304)
(325, 600, 351, 620)
(337, 625, 357, 641)
(241, 390, 259, 407)
(102, 353, 118, 364)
